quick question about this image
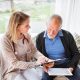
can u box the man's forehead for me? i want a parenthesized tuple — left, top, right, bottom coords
(49, 15, 62, 24)
(50, 18, 60, 22)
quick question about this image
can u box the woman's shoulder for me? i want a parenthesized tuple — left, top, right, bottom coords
(1, 33, 12, 45)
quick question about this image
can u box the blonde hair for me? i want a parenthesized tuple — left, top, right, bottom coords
(6, 11, 29, 43)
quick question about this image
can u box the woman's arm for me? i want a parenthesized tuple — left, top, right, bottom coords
(1, 36, 39, 73)
(27, 33, 48, 60)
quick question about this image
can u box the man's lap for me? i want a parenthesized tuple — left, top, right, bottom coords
(41, 67, 80, 80)
(67, 67, 80, 80)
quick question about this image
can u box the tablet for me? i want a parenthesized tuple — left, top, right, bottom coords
(48, 68, 73, 76)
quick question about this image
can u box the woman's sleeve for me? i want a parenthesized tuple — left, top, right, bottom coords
(29, 35, 47, 60)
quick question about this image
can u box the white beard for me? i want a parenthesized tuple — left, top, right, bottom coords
(47, 33, 56, 40)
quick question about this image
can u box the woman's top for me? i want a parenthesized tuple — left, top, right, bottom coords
(0, 33, 44, 78)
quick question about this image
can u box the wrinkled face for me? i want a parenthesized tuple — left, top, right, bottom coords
(17, 18, 30, 34)
(47, 18, 61, 38)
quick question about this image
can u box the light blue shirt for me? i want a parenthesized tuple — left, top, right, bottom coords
(44, 30, 66, 64)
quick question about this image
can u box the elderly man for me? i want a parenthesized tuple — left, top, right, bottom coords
(36, 15, 80, 80)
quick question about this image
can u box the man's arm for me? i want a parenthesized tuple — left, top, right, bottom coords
(68, 32, 80, 69)
(36, 34, 42, 53)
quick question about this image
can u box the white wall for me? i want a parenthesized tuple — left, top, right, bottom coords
(55, 0, 80, 35)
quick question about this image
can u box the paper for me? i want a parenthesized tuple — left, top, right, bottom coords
(42, 58, 67, 65)
(48, 68, 73, 76)
(36, 58, 68, 67)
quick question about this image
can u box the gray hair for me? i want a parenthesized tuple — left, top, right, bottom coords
(50, 14, 62, 24)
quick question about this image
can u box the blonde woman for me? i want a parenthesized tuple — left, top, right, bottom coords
(0, 11, 53, 80)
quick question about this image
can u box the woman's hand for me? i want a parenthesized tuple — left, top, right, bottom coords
(36, 56, 54, 66)
(36, 56, 48, 65)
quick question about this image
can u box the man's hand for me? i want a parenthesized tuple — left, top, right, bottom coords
(69, 67, 74, 73)
(43, 62, 54, 72)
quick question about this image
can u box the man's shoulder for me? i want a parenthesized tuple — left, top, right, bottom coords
(62, 29, 72, 36)
(37, 31, 45, 38)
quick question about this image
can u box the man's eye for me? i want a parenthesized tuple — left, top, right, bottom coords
(26, 25, 29, 27)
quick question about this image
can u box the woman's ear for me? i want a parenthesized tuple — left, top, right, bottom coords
(17, 25, 21, 32)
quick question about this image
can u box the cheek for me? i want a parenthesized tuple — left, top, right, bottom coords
(48, 27, 58, 35)
(22, 27, 29, 33)
(19, 26, 29, 33)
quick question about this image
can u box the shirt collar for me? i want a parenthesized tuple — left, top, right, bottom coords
(44, 29, 63, 38)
